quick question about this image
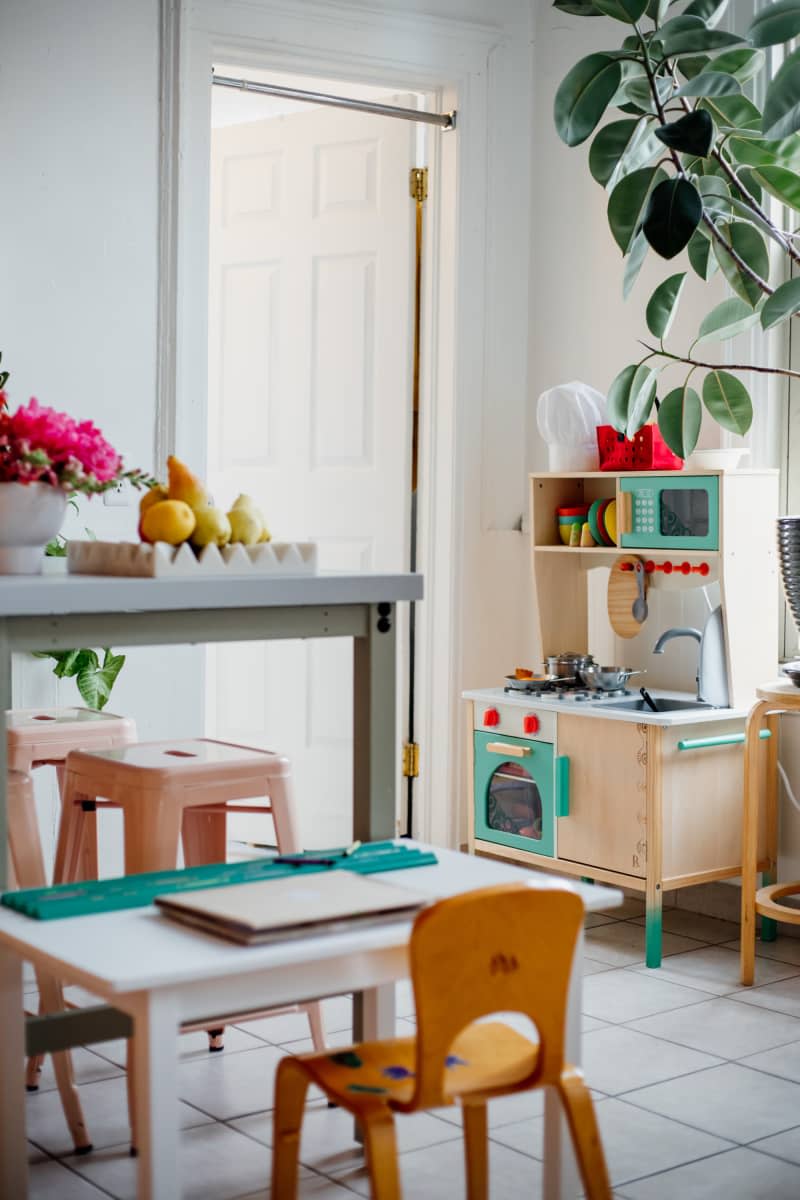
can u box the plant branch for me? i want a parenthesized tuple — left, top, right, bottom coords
(638, 342, 800, 379)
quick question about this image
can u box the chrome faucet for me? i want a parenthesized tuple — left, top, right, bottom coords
(652, 612, 729, 708)
(652, 627, 702, 655)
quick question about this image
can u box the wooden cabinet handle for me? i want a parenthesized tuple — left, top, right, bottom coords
(618, 491, 632, 536)
(486, 742, 531, 757)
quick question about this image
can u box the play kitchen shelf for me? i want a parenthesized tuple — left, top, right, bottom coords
(465, 468, 780, 968)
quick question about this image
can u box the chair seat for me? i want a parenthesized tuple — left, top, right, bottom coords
(67, 738, 289, 787)
(300, 1021, 538, 1108)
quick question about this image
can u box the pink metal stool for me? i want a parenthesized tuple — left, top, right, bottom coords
(8, 707, 136, 1094)
(6, 770, 92, 1153)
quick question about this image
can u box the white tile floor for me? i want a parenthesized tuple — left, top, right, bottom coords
(23, 909, 800, 1199)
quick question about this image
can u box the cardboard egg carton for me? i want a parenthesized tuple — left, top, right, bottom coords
(67, 540, 318, 578)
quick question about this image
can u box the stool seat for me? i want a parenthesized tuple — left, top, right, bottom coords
(8, 707, 136, 769)
(69, 738, 290, 786)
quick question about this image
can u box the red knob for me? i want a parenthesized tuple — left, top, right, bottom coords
(523, 714, 540, 735)
(483, 707, 500, 727)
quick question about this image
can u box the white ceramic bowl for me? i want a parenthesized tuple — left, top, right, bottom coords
(687, 448, 748, 470)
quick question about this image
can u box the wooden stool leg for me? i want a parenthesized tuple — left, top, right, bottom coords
(123, 792, 184, 874)
(362, 1108, 401, 1200)
(556, 1066, 611, 1200)
(37, 972, 93, 1154)
(760, 712, 781, 944)
(271, 1057, 311, 1198)
(182, 809, 227, 867)
(53, 772, 91, 885)
(741, 701, 771, 986)
(268, 775, 302, 855)
(462, 1101, 488, 1200)
(304, 1001, 327, 1053)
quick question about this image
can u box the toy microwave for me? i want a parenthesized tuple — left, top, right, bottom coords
(618, 475, 719, 551)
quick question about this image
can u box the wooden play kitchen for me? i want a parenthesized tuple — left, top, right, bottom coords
(466, 468, 779, 967)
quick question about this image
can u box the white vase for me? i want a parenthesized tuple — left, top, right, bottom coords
(0, 482, 67, 574)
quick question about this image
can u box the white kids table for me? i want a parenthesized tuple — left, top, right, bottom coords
(0, 845, 621, 1200)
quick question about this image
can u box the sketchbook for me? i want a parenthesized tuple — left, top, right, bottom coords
(155, 870, 428, 945)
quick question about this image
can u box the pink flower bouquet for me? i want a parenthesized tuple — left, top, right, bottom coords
(0, 393, 150, 496)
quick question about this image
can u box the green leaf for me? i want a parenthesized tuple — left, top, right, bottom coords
(709, 47, 765, 85)
(621, 75, 675, 113)
(713, 221, 770, 305)
(684, 0, 729, 27)
(655, 110, 714, 156)
(593, 0, 648, 19)
(674, 71, 741, 99)
(763, 47, 800, 139)
(702, 370, 753, 435)
(0, 372, 8, 390)
(608, 165, 668, 253)
(761, 277, 800, 329)
(608, 363, 659, 438)
(656, 27, 743, 58)
(76, 649, 126, 711)
(699, 93, 761, 133)
(728, 134, 800, 171)
(697, 296, 761, 342)
(647, 0, 671, 21)
(643, 178, 703, 258)
(554, 54, 623, 147)
(751, 164, 800, 211)
(658, 386, 702, 458)
(748, 0, 800, 47)
(688, 228, 718, 278)
(679, 55, 711, 80)
(553, 0, 604, 12)
(589, 119, 641, 186)
(623, 229, 650, 297)
(646, 272, 687, 338)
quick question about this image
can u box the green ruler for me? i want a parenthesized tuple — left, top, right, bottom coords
(1, 842, 437, 921)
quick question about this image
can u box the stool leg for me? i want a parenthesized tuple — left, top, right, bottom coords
(760, 712, 780, 944)
(268, 775, 302, 855)
(37, 972, 93, 1154)
(741, 701, 771, 986)
(8, 776, 48, 1091)
(305, 1001, 327, 1053)
(53, 773, 91, 885)
(123, 791, 184, 874)
(182, 808, 228, 1052)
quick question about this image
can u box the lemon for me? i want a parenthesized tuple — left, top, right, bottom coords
(191, 506, 232, 547)
(227, 507, 261, 546)
(140, 500, 196, 545)
(139, 484, 168, 517)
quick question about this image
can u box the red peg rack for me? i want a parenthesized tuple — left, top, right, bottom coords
(620, 560, 710, 577)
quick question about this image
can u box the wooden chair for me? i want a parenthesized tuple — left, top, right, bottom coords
(6, 770, 92, 1154)
(271, 883, 611, 1200)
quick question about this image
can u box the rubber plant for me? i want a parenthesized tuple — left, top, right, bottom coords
(553, 0, 800, 458)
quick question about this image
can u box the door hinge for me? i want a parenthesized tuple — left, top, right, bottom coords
(402, 742, 420, 778)
(409, 167, 428, 203)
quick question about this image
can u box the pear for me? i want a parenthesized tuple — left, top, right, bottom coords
(228, 507, 261, 546)
(190, 506, 232, 548)
(231, 493, 270, 542)
(167, 455, 210, 511)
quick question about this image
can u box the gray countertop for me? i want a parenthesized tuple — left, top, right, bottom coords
(463, 686, 750, 727)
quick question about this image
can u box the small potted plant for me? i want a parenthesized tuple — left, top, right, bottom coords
(0, 355, 150, 573)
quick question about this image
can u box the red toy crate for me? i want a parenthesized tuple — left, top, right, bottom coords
(597, 424, 683, 471)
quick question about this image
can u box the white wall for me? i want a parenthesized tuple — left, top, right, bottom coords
(0, 0, 204, 873)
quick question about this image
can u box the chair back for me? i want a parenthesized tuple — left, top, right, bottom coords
(405, 883, 584, 1109)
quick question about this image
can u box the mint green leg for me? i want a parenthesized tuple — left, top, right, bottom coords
(760, 871, 778, 943)
(646, 893, 662, 969)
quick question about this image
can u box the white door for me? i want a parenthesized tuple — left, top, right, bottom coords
(207, 100, 414, 848)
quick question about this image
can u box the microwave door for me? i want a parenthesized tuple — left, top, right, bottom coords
(660, 488, 710, 539)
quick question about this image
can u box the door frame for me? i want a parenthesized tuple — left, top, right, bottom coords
(160, 0, 532, 848)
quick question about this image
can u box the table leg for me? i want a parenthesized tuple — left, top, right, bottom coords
(543, 928, 583, 1200)
(131, 990, 180, 1200)
(0, 946, 28, 1199)
(741, 701, 771, 986)
(353, 602, 397, 844)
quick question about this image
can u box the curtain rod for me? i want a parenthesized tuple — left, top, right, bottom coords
(211, 73, 456, 130)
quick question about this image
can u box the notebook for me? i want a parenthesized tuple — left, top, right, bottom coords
(154, 870, 429, 945)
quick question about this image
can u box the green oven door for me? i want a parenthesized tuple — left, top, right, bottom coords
(474, 731, 555, 857)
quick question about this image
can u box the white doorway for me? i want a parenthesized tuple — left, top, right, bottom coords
(205, 68, 427, 848)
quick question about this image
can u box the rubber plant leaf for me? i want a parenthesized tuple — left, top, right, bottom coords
(656, 27, 743, 57)
(699, 93, 761, 134)
(702, 370, 753, 435)
(589, 118, 641, 186)
(748, 0, 800, 48)
(728, 135, 800, 171)
(658, 385, 702, 458)
(552, 0, 604, 14)
(655, 110, 714, 156)
(593, 0, 648, 21)
(696, 296, 761, 342)
(642, 177, 703, 258)
(554, 54, 623, 147)
(607, 363, 659, 439)
(647, 0, 671, 21)
(751, 164, 800, 212)
(687, 228, 718, 279)
(674, 71, 741, 99)
(623, 229, 650, 297)
(608, 165, 667, 253)
(645, 272, 687, 339)
(761, 277, 800, 330)
(708, 47, 765, 84)
(683, 0, 729, 27)
(713, 221, 769, 306)
(762, 47, 800, 139)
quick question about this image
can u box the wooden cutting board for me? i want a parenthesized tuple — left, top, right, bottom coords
(608, 554, 646, 639)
